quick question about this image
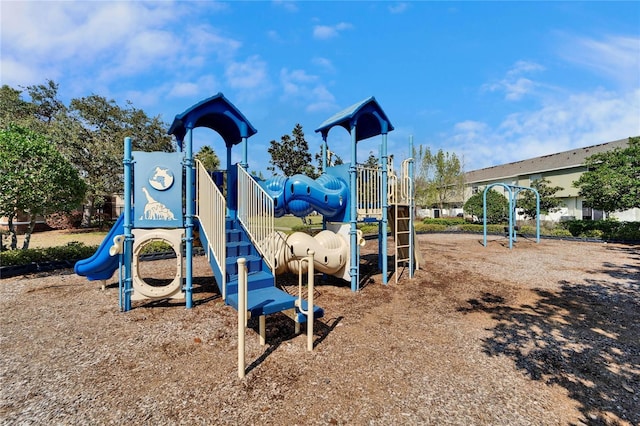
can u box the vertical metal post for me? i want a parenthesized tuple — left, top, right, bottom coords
(535, 188, 541, 243)
(482, 187, 488, 247)
(237, 258, 246, 379)
(381, 132, 389, 284)
(321, 135, 328, 173)
(123, 137, 133, 312)
(507, 187, 514, 249)
(349, 126, 359, 291)
(408, 135, 415, 278)
(306, 250, 315, 352)
(185, 128, 194, 308)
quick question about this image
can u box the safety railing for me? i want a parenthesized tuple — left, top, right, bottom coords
(388, 157, 398, 205)
(356, 165, 383, 219)
(195, 160, 227, 298)
(399, 158, 413, 205)
(237, 165, 276, 271)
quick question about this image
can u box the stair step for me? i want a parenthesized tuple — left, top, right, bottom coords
(226, 286, 325, 320)
(226, 270, 274, 294)
(227, 241, 252, 257)
(226, 255, 262, 277)
(226, 229, 248, 243)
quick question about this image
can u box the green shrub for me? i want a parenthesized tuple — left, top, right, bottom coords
(608, 222, 640, 241)
(139, 240, 173, 254)
(581, 229, 604, 239)
(559, 219, 639, 241)
(357, 223, 378, 235)
(415, 223, 447, 232)
(422, 217, 466, 226)
(0, 241, 97, 266)
(549, 228, 573, 237)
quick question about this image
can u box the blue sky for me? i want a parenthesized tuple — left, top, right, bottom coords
(2, 1, 639, 175)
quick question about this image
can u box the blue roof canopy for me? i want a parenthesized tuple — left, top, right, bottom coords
(168, 93, 257, 148)
(315, 96, 394, 142)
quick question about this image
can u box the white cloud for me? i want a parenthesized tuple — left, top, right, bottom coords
(168, 82, 201, 99)
(0, 1, 191, 87)
(313, 22, 353, 40)
(483, 61, 546, 101)
(312, 57, 335, 73)
(559, 34, 640, 88)
(279, 68, 337, 113)
(224, 55, 273, 102)
(449, 88, 640, 171)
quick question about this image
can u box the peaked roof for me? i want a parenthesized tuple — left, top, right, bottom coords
(168, 93, 257, 148)
(465, 137, 632, 183)
(315, 96, 394, 142)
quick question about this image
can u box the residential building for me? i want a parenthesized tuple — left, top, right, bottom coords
(463, 136, 639, 222)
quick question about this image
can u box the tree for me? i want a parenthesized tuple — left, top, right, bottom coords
(464, 189, 509, 224)
(573, 136, 640, 212)
(1, 81, 174, 227)
(0, 85, 35, 129)
(414, 146, 465, 209)
(0, 126, 86, 249)
(195, 145, 220, 171)
(60, 94, 174, 226)
(267, 124, 318, 177)
(518, 178, 564, 220)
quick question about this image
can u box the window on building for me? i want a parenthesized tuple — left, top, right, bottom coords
(529, 174, 542, 185)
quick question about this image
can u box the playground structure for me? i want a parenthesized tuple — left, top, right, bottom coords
(75, 94, 419, 367)
(482, 183, 541, 249)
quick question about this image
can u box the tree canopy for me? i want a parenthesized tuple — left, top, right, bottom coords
(1, 80, 174, 226)
(464, 189, 509, 224)
(518, 178, 564, 220)
(414, 145, 465, 209)
(195, 145, 221, 171)
(267, 124, 318, 178)
(573, 137, 640, 212)
(0, 126, 86, 249)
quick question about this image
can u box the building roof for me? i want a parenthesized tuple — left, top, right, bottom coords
(465, 137, 632, 184)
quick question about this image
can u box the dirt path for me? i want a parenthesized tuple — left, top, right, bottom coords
(1, 234, 638, 425)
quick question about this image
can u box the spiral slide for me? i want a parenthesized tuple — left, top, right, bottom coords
(259, 173, 348, 219)
(74, 214, 124, 281)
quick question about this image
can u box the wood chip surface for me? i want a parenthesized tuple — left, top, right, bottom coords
(1, 233, 638, 425)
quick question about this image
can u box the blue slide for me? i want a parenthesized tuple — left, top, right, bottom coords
(74, 214, 124, 281)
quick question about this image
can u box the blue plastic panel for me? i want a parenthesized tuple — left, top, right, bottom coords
(133, 151, 184, 228)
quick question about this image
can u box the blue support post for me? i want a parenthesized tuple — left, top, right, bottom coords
(240, 135, 248, 169)
(536, 191, 541, 243)
(184, 128, 194, 308)
(483, 189, 488, 247)
(123, 137, 133, 312)
(380, 132, 389, 284)
(322, 135, 328, 232)
(349, 126, 359, 292)
(507, 187, 515, 248)
(408, 135, 415, 278)
(321, 135, 328, 173)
